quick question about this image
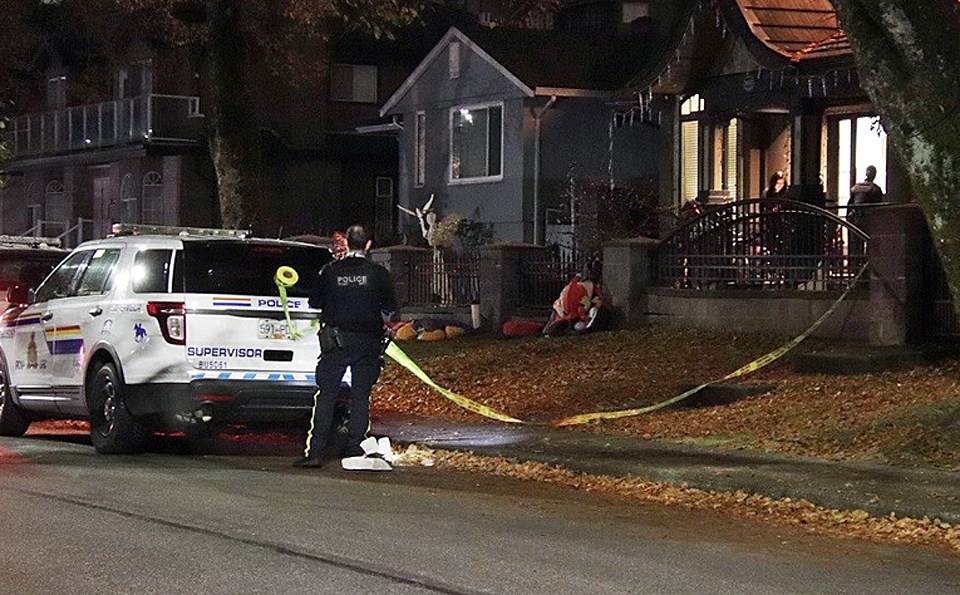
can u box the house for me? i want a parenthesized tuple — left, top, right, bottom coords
(623, 0, 913, 215)
(0, 26, 412, 246)
(596, 0, 950, 345)
(378, 19, 672, 248)
(0, 38, 211, 245)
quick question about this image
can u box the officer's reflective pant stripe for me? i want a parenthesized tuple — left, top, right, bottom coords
(303, 387, 322, 458)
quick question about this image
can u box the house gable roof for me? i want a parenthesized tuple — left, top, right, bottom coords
(381, 24, 656, 116)
(380, 27, 534, 117)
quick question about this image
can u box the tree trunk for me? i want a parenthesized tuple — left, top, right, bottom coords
(203, 0, 264, 231)
(833, 0, 960, 313)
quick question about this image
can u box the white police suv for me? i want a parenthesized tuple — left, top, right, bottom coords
(0, 225, 330, 453)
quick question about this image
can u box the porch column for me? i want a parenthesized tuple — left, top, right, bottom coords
(788, 102, 825, 207)
(867, 204, 927, 345)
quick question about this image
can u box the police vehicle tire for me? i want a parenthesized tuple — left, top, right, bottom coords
(0, 364, 30, 437)
(88, 362, 147, 454)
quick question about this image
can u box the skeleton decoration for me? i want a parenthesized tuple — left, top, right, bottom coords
(397, 194, 438, 247)
(398, 194, 453, 303)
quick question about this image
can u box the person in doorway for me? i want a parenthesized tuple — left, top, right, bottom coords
(761, 171, 789, 259)
(847, 165, 885, 254)
(294, 225, 398, 471)
(763, 171, 788, 200)
(849, 165, 885, 210)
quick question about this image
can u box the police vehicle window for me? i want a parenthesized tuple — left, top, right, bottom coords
(34, 250, 92, 302)
(182, 242, 331, 298)
(132, 249, 173, 293)
(75, 249, 122, 296)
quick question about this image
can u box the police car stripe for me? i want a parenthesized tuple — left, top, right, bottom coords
(189, 371, 316, 382)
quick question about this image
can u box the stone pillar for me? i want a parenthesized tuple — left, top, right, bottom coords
(479, 243, 547, 331)
(602, 236, 659, 327)
(867, 204, 927, 345)
(370, 245, 431, 309)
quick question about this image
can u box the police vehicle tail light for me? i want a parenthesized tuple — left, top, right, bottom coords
(147, 301, 186, 345)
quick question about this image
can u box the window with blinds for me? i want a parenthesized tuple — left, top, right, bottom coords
(680, 120, 699, 203)
(724, 119, 739, 199)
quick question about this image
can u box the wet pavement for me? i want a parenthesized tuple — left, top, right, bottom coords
(375, 415, 960, 524)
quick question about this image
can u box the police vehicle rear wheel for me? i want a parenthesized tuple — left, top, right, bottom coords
(88, 362, 147, 454)
(0, 365, 30, 437)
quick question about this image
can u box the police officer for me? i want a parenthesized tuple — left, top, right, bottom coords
(295, 225, 397, 469)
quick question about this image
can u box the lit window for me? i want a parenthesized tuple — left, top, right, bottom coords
(724, 119, 739, 198)
(450, 103, 503, 183)
(680, 94, 703, 116)
(680, 121, 699, 202)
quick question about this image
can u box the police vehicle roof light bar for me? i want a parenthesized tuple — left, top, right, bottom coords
(110, 223, 251, 238)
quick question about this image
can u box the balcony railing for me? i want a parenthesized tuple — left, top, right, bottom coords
(2, 94, 202, 160)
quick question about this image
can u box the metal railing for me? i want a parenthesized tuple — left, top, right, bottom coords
(658, 198, 869, 291)
(19, 218, 95, 249)
(2, 94, 201, 159)
(409, 251, 480, 307)
(518, 249, 595, 307)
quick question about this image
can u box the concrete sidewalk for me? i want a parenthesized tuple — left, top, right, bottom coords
(375, 416, 960, 524)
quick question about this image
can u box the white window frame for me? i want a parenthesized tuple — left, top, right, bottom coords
(142, 171, 164, 225)
(414, 110, 426, 187)
(448, 100, 505, 186)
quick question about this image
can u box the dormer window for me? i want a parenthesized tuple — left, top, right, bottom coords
(330, 64, 378, 103)
(622, 2, 649, 23)
(47, 76, 66, 110)
(449, 42, 461, 79)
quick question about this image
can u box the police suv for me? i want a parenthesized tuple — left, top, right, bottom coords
(0, 225, 330, 453)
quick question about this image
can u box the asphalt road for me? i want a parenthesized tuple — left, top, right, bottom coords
(1, 430, 958, 594)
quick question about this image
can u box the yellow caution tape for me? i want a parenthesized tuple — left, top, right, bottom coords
(274, 265, 306, 339)
(385, 342, 524, 424)
(553, 264, 868, 426)
(277, 263, 867, 429)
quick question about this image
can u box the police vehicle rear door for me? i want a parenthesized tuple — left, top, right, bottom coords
(181, 240, 327, 376)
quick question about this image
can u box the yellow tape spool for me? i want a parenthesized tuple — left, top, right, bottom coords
(275, 265, 299, 288)
(274, 265, 303, 339)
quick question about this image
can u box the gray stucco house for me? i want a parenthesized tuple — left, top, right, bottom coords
(379, 25, 662, 246)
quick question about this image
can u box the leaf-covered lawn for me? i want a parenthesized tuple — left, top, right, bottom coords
(374, 328, 960, 470)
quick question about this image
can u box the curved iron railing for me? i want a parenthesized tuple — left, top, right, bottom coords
(658, 198, 869, 291)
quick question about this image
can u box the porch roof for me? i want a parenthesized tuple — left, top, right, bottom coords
(736, 0, 851, 62)
(622, 0, 855, 97)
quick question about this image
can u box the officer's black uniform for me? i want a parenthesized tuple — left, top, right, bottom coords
(301, 252, 397, 463)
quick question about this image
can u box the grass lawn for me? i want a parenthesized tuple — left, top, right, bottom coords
(374, 328, 960, 471)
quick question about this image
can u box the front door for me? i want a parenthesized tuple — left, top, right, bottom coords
(93, 177, 115, 239)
